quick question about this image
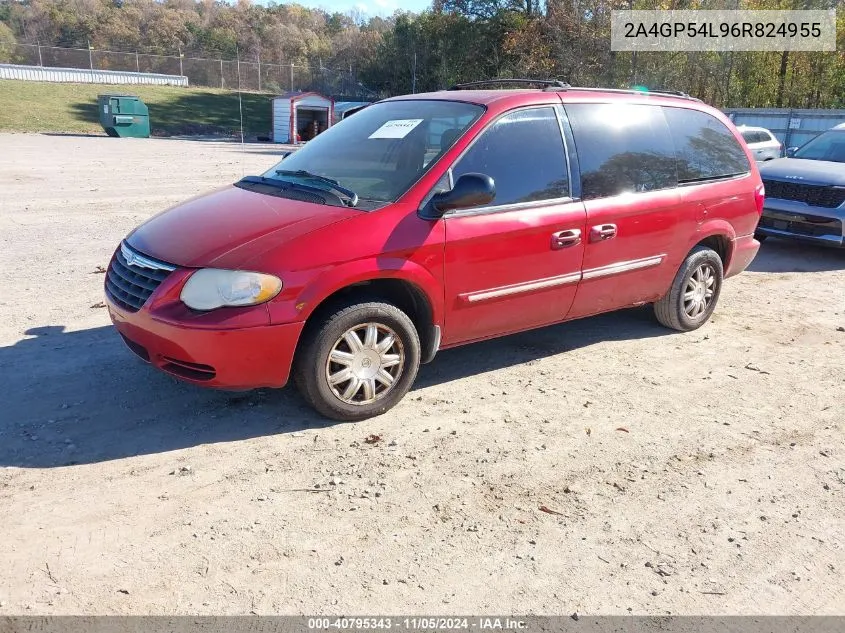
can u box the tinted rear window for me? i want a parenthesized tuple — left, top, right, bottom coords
(664, 108, 750, 182)
(566, 103, 677, 200)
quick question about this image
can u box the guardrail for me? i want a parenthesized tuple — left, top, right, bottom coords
(0, 64, 189, 86)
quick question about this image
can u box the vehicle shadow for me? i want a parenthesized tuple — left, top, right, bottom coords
(748, 239, 845, 273)
(0, 309, 667, 468)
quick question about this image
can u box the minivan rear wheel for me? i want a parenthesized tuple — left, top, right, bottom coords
(293, 301, 421, 421)
(654, 246, 723, 332)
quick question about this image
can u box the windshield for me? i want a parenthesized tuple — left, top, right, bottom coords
(262, 100, 484, 203)
(793, 129, 845, 163)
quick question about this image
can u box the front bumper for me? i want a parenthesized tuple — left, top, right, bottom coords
(758, 200, 845, 247)
(106, 262, 305, 391)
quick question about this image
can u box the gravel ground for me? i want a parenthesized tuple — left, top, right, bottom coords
(1, 133, 844, 615)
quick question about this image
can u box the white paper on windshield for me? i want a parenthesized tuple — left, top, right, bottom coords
(368, 119, 424, 139)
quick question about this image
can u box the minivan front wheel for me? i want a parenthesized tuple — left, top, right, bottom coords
(654, 246, 724, 332)
(294, 301, 421, 421)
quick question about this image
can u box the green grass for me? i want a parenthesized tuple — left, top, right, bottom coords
(0, 80, 273, 136)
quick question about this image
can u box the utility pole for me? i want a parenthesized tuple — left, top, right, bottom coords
(290, 62, 294, 92)
(257, 51, 261, 92)
(220, 58, 224, 88)
(37, 41, 43, 67)
(87, 39, 94, 71)
(412, 51, 417, 94)
(178, 46, 184, 77)
(135, 50, 139, 73)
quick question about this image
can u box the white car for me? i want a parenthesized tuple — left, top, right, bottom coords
(738, 125, 783, 162)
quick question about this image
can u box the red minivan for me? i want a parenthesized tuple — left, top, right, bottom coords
(105, 81, 764, 421)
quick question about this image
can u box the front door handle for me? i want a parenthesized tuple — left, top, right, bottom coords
(590, 223, 617, 242)
(551, 229, 582, 249)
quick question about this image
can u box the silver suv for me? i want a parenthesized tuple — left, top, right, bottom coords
(756, 123, 845, 247)
(738, 125, 783, 162)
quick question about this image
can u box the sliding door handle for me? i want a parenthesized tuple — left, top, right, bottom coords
(551, 229, 582, 249)
(590, 223, 617, 242)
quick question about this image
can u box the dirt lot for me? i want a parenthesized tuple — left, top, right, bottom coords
(1, 133, 844, 615)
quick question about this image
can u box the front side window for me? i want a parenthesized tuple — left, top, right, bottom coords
(450, 107, 570, 207)
(664, 107, 750, 182)
(793, 129, 845, 163)
(261, 100, 484, 204)
(566, 103, 678, 200)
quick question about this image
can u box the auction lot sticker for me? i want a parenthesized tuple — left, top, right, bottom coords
(369, 119, 425, 139)
(611, 10, 836, 51)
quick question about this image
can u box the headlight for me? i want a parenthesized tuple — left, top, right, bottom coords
(180, 269, 282, 311)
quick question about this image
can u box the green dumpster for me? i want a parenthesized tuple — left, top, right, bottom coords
(97, 94, 150, 138)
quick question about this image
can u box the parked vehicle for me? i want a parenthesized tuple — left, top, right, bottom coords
(105, 80, 764, 421)
(756, 122, 845, 247)
(737, 125, 783, 162)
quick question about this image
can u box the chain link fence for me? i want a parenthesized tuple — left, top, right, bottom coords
(6, 43, 378, 99)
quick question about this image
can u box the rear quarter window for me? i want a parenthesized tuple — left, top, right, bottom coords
(664, 107, 750, 183)
(566, 103, 677, 200)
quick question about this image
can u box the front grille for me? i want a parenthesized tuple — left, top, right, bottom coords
(105, 242, 176, 312)
(763, 179, 845, 209)
(758, 214, 843, 239)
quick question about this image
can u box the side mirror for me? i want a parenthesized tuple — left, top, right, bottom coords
(421, 173, 495, 219)
(785, 146, 798, 157)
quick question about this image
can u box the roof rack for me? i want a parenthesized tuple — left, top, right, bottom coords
(447, 79, 699, 101)
(543, 85, 699, 100)
(449, 79, 571, 90)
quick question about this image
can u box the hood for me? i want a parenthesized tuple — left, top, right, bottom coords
(759, 158, 845, 187)
(126, 185, 358, 269)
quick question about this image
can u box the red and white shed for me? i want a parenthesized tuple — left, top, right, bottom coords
(271, 91, 334, 144)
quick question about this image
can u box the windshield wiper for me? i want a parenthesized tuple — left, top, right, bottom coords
(235, 176, 346, 207)
(275, 169, 359, 207)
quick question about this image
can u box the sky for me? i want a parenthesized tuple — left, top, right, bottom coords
(292, 0, 430, 17)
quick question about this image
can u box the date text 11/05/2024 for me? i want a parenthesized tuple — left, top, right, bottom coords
(307, 618, 527, 630)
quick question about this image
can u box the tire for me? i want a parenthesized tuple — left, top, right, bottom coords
(654, 246, 724, 332)
(293, 301, 421, 421)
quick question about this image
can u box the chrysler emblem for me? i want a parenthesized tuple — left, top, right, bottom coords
(121, 244, 137, 266)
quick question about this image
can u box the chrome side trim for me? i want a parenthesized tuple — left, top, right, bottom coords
(581, 254, 666, 281)
(120, 242, 177, 272)
(462, 272, 581, 303)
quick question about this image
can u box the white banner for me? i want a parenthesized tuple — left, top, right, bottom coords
(611, 10, 837, 52)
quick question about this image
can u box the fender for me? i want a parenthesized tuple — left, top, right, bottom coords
(693, 218, 737, 268)
(266, 256, 444, 327)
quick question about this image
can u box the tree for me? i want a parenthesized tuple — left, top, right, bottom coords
(0, 21, 15, 62)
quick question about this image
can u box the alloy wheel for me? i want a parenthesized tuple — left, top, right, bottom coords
(325, 322, 405, 405)
(683, 263, 716, 318)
